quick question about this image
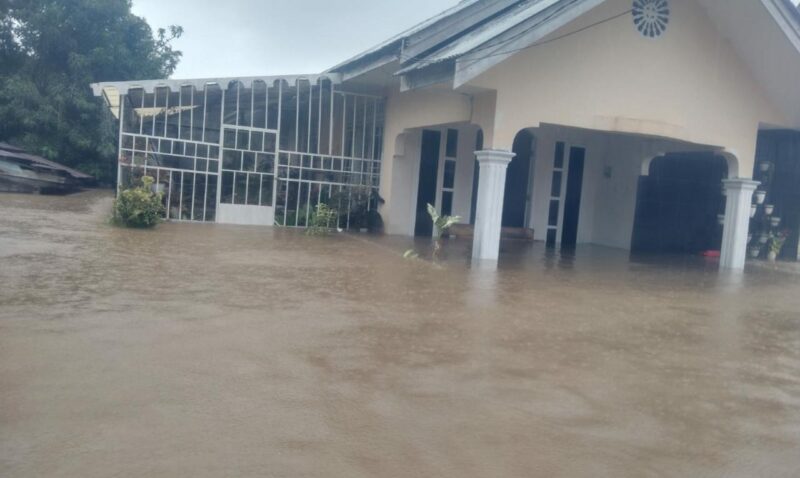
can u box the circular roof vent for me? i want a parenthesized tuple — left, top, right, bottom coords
(633, 0, 670, 38)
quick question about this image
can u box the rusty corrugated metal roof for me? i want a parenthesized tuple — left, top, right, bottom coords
(0, 143, 93, 180)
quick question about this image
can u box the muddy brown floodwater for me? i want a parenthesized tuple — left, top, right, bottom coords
(1, 190, 800, 477)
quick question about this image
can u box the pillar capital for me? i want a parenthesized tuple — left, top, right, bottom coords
(722, 178, 760, 192)
(475, 149, 515, 166)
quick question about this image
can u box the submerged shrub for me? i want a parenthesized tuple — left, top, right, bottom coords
(112, 176, 165, 228)
(306, 203, 338, 236)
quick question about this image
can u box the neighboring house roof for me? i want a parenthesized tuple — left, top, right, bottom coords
(329, 0, 800, 92)
(0, 142, 93, 180)
(90, 74, 339, 97)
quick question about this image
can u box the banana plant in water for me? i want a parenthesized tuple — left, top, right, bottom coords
(427, 203, 461, 258)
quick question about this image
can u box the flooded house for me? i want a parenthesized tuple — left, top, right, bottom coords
(0, 142, 93, 194)
(92, 0, 800, 269)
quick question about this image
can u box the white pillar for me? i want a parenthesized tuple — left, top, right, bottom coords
(472, 149, 515, 260)
(720, 179, 759, 270)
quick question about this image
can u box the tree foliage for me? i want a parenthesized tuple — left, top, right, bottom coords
(0, 0, 182, 183)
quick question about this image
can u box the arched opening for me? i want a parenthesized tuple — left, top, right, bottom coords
(501, 129, 536, 228)
(632, 153, 728, 254)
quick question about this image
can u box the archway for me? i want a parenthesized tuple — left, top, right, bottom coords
(632, 153, 728, 254)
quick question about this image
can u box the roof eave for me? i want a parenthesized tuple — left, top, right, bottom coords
(396, 0, 607, 91)
(761, 0, 800, 55)
(453, 0, 607, 88)
(324, 40, 403, 77)
(90, 73, 341, 97)
(398, 60, 457, 92)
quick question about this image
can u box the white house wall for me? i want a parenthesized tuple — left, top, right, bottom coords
(467, 0, 788, 177)
(385, 123, 480, 236)
(386, 129, 422, 236)
(380, 87, 477, 232)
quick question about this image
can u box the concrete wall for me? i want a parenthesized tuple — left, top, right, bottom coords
(385, 123, 480, 236)
(217, 204, 274, 226)
(380, 87, 474, 233)
(467, 0, 788, 178)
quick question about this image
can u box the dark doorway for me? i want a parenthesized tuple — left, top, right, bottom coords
(631, 153, 727, 254)
(754, 130, 800, 261)
(561, 147, 585, 248)
(414, 130, 441, 237)
(502, 130, 535, 228)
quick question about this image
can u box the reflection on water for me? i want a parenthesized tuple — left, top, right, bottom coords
(1, 190, 800, 477)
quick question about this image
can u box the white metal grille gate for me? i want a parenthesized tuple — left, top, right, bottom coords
(116, 76, 383, 228)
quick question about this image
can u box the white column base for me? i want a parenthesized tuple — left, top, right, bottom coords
(720, 179, 759, 270)
(472, 150, 515, 261)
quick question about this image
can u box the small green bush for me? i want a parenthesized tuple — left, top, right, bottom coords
(112, 176, 165, 228)
(306, 203, 338, 236)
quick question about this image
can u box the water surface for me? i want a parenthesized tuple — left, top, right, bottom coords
(1, 190, 799, 477)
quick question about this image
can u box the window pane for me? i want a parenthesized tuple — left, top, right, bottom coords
(443, 160, 456, 189)
(446, 128, 458, 158)
(238, 88, 252, 127)
(169, 171, 181, 218)
(256, 153, 274, 173)
(548, 200, 560, 227)
(193, 173, 206, 221)
(260, 175, 274, 206)
(442, 191, 454, 216)
(221, 171, 234, 204)
(234, 172, 248, 205)
(205, 176, 218, 221)
(551, 171, 562, 197)
(264, 133, 277, 153)
(247, 174, 260, 205)
(243, 152, 256, 172)
(554, 141, 565, 169)
(250, 131, 263, 152)
(237, 130, 249, 150)
(181, 172, 194, 220)
(223, 128, 235, 149)
(222, 150, 240, 170)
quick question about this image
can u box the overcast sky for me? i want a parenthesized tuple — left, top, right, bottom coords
(131, 0, 460, 79)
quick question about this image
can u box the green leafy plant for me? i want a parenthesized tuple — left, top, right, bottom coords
(112, 176, 165, 228)
(306, 203, 338, 236)
(769, 230, 790, 256)
(427, 203, 461, 258)
(427, 203, 461, 239)
(403, 249, 420, 260)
